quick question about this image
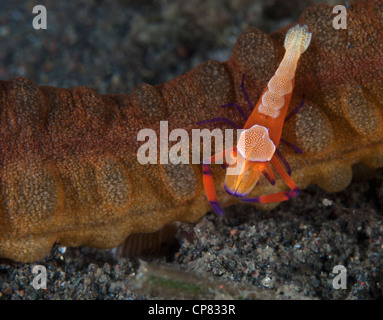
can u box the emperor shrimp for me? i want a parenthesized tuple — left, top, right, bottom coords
(198, 24, 312, 215)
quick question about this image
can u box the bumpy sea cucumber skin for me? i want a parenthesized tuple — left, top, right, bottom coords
(0, 0, 382, 262)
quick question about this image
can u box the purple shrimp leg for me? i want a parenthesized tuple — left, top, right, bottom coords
(240, 73, 255, 112)
(221, 103, 248, 121)
(262, 170, 276, 185)
(285, 94, 305, 122)
(280, 138, 302, 154)
(241, 187, 300, 203)
(279, 93, 305, 154)
(275, 148, 292, 176)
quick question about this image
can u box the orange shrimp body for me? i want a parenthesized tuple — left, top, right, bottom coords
(199, 25, 312, 215)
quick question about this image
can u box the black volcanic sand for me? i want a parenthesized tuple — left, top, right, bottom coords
(0, 0, 382, 300)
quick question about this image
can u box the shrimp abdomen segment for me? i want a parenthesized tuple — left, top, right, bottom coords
(258, 25, 312, 119)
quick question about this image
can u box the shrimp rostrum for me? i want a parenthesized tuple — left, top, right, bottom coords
(198, 25, 312, 215)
